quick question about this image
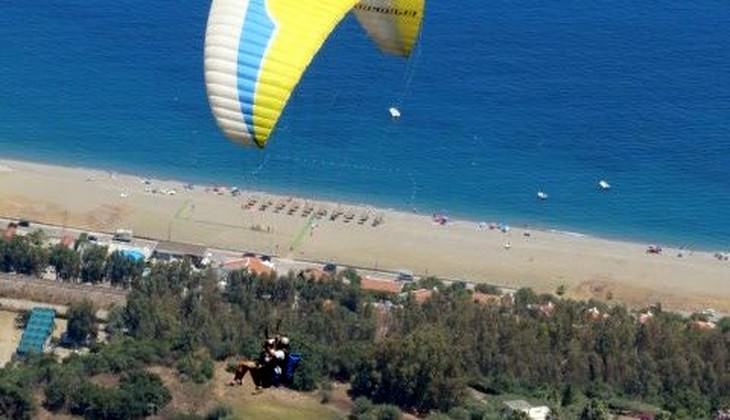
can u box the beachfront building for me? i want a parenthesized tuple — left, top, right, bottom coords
(410, 288, 435, 304)
(3, 223, 18, 240)
(528, 301, 556, 318)
(152, 241, 209, 267)
(360, 276, 403, 296)
(689, 320, 717, 331)
(472, 292, 501, 306)
(17, 308, 56, 356)
(222, 256, 275, 277)
(503, 400, 551, 420)
(298, 267, 332, 283)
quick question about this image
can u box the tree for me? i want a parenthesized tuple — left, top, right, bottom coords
(561, 384, 576, 407)
(475, 283, 501, 295)
(205, 404, 234, 420)
(352, 326, 466, 412)
(579, 399, 610, 420)
(80, 244, 108, 283)
(504, 410, 530, 420)
(352, 397, 375, 419)
(119, 371, 172, 417)
(514, 288, 538, 307)
(48, 244, 81, 281)
(0, 380, 34, 420)
(66, 300, 97, 346)
(0, 236, 48, 275)
(718, 317, 730, 333)
(106, 251, 144, 288)
(25, 229, 46, 246)
(14, 310, 30, 329)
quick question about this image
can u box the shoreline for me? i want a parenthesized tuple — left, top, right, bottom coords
(1, 157, 729, 313)
(0, 155, 724, 253)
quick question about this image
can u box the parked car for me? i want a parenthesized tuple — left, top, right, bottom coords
(397, 270, 414, 282)
(322, 263, 337, 275)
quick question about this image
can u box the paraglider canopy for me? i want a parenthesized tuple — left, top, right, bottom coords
(204, 0, 425, 148)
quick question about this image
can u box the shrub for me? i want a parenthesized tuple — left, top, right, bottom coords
(205, 404, 233, 420)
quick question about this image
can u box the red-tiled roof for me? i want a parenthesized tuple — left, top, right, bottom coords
(638, 312, 654, 325)
(361, 276, 402, 294)
(299, 268, 331, 282)
(689, 320, 716, 331)
(3, 225, 17, 240)
(472, 292, 501, 305)
(223, 257, 274, 277)
(60, 234, 76, 248)
(411, 288, 434, 304)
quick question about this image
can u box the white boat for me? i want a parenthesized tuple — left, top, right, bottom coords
(599, 180, 611, 190)
(537, 191, 549, 200)
(389, 107, 401, 119)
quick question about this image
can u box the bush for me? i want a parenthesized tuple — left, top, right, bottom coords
(352, 397, 374, 418)
(350, 397, 402, 420)
(198, 357, 215, 383)
(447, 407, 471, 420)
(373, 404, 402, 420)
(176, 353, 215, 384)
(205, 404, 233, 420)
(290, 358, 319, 391)
(119, 371, 172, 417)
(171, 414, 204, 420)
(43, 372, 81, 411)
(66, 300, 98, 347)
(320, 389, 332, 404)
(320, 381, 334, 404)
(425, 413, 451, 420)
(475, 283, 501, 295)
(14, 311, 29, 329)
(0, 380, 34, 420)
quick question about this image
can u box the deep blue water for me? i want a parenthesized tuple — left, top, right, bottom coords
(1, 1, 729, 249)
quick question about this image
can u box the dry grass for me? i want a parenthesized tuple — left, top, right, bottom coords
(0, 275, 126, 310)
(0, 310, 22, 367)
(150, 363, 349, 420)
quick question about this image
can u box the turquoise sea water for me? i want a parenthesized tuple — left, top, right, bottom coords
(1, 1, 729, 249)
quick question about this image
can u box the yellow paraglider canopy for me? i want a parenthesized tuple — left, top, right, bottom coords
(204, 0, 425, 148)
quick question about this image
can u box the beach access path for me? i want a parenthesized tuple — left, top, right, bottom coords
(0, 159, 728, 313)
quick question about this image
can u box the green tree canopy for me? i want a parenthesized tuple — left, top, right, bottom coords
(353, 326, 466, 413)
(49, 244, 81, 281)
(80, 244, 108, 283)
(66, 300, 98, 346)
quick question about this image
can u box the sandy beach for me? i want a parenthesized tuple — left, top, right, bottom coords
(0, 158, 728, 313)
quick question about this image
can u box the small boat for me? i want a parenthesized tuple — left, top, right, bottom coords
(389, 107, 401, 119)
(537, 191, 549, 200)
(599, 180, 611, 190)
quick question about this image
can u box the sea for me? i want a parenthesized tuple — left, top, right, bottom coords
(1, 1, 729, 249)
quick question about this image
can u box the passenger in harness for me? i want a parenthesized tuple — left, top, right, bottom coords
(229, 335, 300, 392)
(272, 336, 289, 386)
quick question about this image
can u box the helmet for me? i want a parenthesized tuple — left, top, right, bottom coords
(280, 336, 290, 346)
